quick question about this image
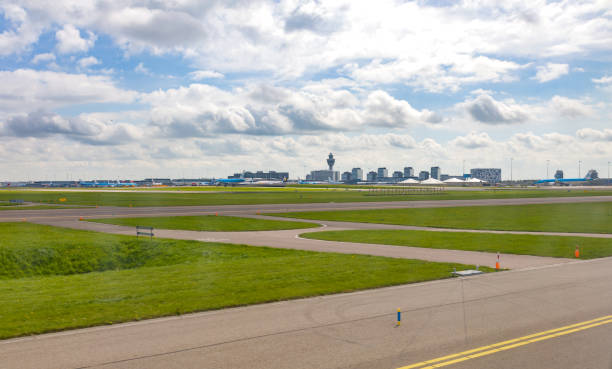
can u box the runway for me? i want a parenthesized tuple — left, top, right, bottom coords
(2, 257, 611, 369)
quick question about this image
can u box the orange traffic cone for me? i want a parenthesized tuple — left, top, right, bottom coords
(79, 217, 84, 221)
(495, 252, 500, 270)
(575, 246, 580, 258)
(215, 212, 218, 216)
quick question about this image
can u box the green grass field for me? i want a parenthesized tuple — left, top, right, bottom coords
(301, 230, 612, 259)
(88, 215, 319, 231)
(0, 188, 610, 207)
(0, 222, 492, 339)
(276, 202, 612, 234)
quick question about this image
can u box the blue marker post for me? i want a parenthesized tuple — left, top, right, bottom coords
(397, 308, 401, 327)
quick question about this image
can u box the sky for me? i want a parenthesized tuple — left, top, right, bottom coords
(0, 0, 611, 181)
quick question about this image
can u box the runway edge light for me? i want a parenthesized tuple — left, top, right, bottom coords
(397, 308, 401, 327)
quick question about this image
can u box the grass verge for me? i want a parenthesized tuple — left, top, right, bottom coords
(0, 223, 492, 339)
(87, 215, 319, 231)
(300, 230, 612, 259)
(276, 202, 612, 234)
(0, 188, 611, 207)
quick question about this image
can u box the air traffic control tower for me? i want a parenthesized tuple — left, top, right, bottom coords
(327, 153, 335, 171)
(308, 152, 340, 181)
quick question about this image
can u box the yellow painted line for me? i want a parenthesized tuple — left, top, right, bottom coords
(398, 314, 612, 369)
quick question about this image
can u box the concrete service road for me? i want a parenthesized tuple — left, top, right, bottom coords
(2, 257, 611, 369)
(1, 195, 612, 222)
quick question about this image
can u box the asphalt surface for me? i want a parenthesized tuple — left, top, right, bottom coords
(2, 257, 611, 369)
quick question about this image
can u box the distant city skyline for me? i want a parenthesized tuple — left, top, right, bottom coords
(0, 2, 611, 181)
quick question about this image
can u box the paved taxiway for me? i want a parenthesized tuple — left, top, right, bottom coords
(2, 257, 611, 369)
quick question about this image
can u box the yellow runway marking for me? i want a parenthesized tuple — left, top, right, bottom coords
(398, 314, 612, 369)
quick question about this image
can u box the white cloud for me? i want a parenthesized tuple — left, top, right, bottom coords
(458, 94, 529, 124)
(576, 128, 612, 142)
(31, 53, 56, 64)
(549, 96, 594, 118)
(134, 62, 150, 75)
(0, 4, 42, 55)
(189, 70, 224, 80)
(78, 56, 100, 68)
(0, 69, 137, 115)
(592, 76, 612, 85)
(55, 24, 96, 54)
(363, 90, 441, 127)
(451, 131, 495, 149)
(5, 1, 611, 91)
(533, 63, 569, 83)
(141, 83, 439, 137)
(0, 110, 143, 145)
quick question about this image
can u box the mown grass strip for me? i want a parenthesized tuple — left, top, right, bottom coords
(0, 188, 611, 207)
(87, 215, 319, 232)
(300, 229, 612, 259)
(0, 222, 492, 339)
(276, 202, 612, 234)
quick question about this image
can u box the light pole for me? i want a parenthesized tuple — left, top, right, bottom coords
(510, 158, 513, 182)
(462, 160, 465, 176)
(546, 160, 550, 179)
(578, 160, 582, 178)
(608, 161, 611, 184)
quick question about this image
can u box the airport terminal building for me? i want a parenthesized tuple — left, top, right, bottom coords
(470, 168, 502, 183)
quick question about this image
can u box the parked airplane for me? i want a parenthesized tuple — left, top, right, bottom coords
(215, 178, 248, 186)
(535, 170, 598, 186)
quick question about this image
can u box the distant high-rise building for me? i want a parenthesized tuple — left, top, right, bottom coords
(341, 171, 352, 182)
(326, 153, 335, 171)
(351, 168, 363, 181)
(404, 167, 414, 177)
(430, 166, 440, 180)
(377, 167, 388, 179)
(367, 171, 377, 182)
(419, 171, 430, 180)
(392, 171, 403, 179)
(470, 168, 502, 183)
(554, 170, 563, 179)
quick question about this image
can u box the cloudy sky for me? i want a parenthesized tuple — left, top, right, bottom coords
(1, 0, 611, 181)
